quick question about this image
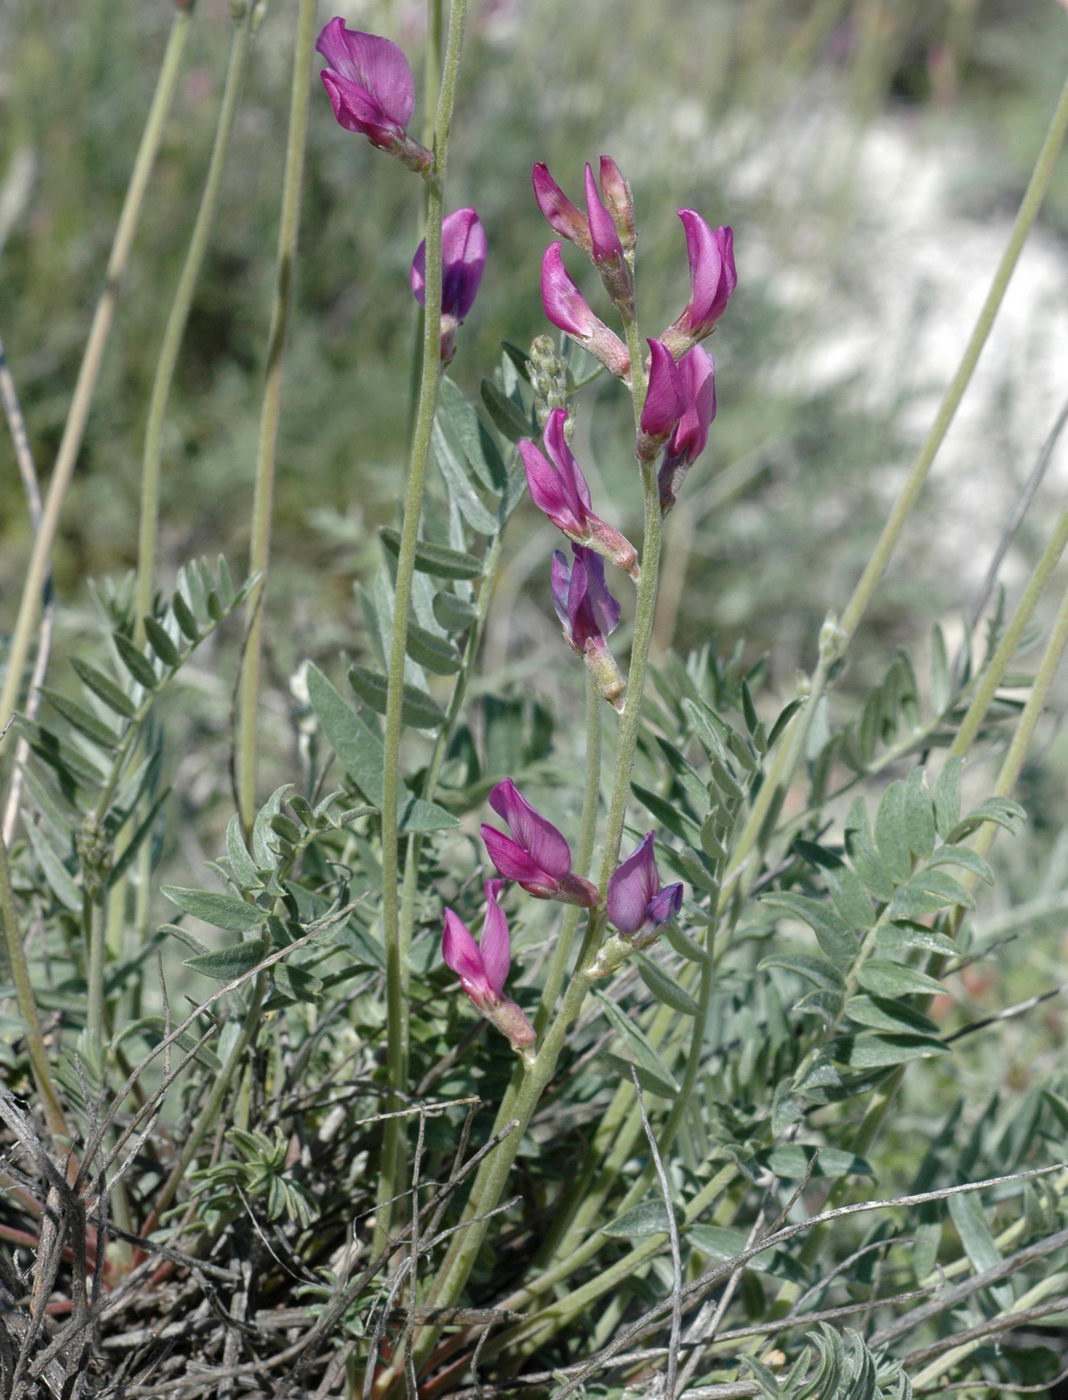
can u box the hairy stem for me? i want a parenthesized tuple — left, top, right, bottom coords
(0, 831, 69, 1145)
(375, 0, 468, 1251)
(236, 0, 318, 831)
(136, 5, 255, 636)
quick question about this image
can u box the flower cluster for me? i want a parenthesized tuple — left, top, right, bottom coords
(443, 782, 682, 1054)
(316, 61, 707, 1054)
(523, 158, 735, 709)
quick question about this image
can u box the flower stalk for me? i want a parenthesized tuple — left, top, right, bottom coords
(136, 3, 256, 636)
(236, 0, 318, 832)
(375, 0, 468, 1251)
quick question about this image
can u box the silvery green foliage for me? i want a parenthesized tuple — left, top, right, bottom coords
(744, 1327, 911, 1400)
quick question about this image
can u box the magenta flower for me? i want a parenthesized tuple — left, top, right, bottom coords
(411, 208, 488, 363)
(583, 162, 624, 267)
(442, 880, 536, 1056)
(533, 157, 635, 266)
(658, 345, 717, 512)
(636, 338, 684, 462)
(481, 779, 598, 907)
(316, 17, 431, 172)
(661, 213, 736, 358)
(540, 245, 630, 379)
(532, 164, 591, 254)
(520, 408, 639, 578)
(551, 546, 625, 711)
(607, 833, 683, 944)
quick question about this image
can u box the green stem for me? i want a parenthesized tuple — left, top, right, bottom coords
(597, 462, 662, 889)
(135, 6, 255, 636)
(949, 498, 1068, 760)
(400, 393, 666, 1387)
(534, 672, 602, 1033)
(236, 0, 317, 831)
(84, 891, 106, 1071)
(0, 6, 192, 760)
(838, 72, 1068, 646)
(375, 0, 468, 1251)
(0, 830, 69, 1144)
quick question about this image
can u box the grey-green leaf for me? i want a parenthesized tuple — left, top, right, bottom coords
(40, 689, 121, 751)
(635, 954, 699, 1016)
(844, 994, 939, 1035)
(143, 616, 180, 667)
(113, 634, 159, 691)
(761, 892, 857, 970)
(874, 780, 912, 884)
(185, 937, 271, 981)
(839, 1032, 947, 1068)
(433, 591, 478, 632)
(406, 624, 461, 676)
(163, 886, 266, 933)
(593, 988, 679, 1095)
(348, 665, 446, 731)
(306, 662, 384, 806)
(857, 959, 945, 998)
(602, 1201, 673, 1238)
(933, 756, 963, 836)
(69, 658, 137, 719)
(480, 377, 531, 442)
(759, 950, 844, 992)
(379, 529, 483, 581)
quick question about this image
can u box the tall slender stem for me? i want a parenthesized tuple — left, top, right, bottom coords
(535, 672, 602, 1032)
(838, 72, 1068, 645)
(400, 432, 665, 1389)
(722, 67, 1068, 905)
(948, 501, 1068, 760)
(0, 831, 69, 1145)
(136, 5, 255, 636)
(236, 0, 318, 831)
(375, 0, 468, 1250)
(0, 5, 192, 760)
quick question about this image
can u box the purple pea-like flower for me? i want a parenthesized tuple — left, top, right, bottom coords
(582, 161, 633, 312)
(532, 158, 635, 311)
(607, 832, 683, 945)
(661, 213, 736, 358)
(583, 162, 624, 267)
(442, 880, 536, 1057)
(540, 245, 631, 380)
(316, 18, 431, 172)
(532, 163, 592, 254)
(520, 408, 639, 578)
(636, 338, 684, 462)
(411, 208, 488, 363)
(658, 345, 717, 513)
(551, 545, 625, 711)
(481, 779, 598, 907)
